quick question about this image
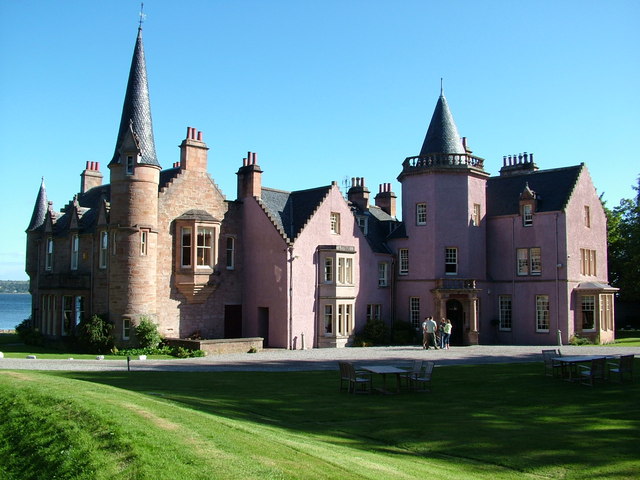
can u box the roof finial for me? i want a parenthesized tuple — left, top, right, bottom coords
(139, 2, 146, 29)
(440, 77, 444, 96)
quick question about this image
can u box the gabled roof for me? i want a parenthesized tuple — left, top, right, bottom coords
(486, 165, 584, 216)
(351, 204, 396, 254)
(27, 178, 48, 232)
(260, 186, 332, 242)
(419, 92, 465, 155)
(109, 27, 159, 167)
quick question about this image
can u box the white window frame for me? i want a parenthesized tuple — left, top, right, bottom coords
(498, 295, 512, 331)
(324, 257, 334, 283)
(445, 247, 458, 275)
(522, 204, 533, 226)
(409, 297, 420, 329)
(196, 226, 214, 268)
(123, 318, 131, 340)
(45, 236, 53, 271)
(357, 216, 368, 235)
(323, 304, 333, 334)
(74, 296, 84, 326)
(126, 155, 134, 175)
(416, 202, 427, 225)
(600, 294, 614, 331)
(517, 248, 529, 275)
(536, 295, 550, 332)
(330, 212, 340, 234)
(99, 231, 108, 269)
(580, 248, 597, 276)
(473, 203, 481, 227)
(62, 295, 73, 336)
(530, 247, 542, 275)
(70, 234, 79, 270)
(140, 230, 148, 256)
(581, 295, 596, 331)
(226, 236, 235, 270)
(366, 304, 381, 322)
(181, 226, 193, 268)
(378, 262, 388, 287)
(337, 303, 354, 336)
(399, 248, 409, 275)
(337, 256, 353, 285)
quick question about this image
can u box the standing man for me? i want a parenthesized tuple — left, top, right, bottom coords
(422, 316, 438, 349)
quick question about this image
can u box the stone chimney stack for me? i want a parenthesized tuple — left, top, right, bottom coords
(179, 127, 209, 173)
(80, 161, 103, 193)
(236, 151, 262, 199)
(374, 183, 397, 217)
(347, 177, 369, 210)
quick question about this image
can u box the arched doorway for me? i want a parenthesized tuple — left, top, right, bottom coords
(446, 299, 464, 346)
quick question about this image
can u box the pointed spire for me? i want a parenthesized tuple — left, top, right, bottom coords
(27, 177, 48, 231)
(109, 26, 159, 167)
(419, 90, 465, 156)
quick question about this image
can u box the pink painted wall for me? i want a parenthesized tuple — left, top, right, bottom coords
(392, 170, 487, 324)
(242, 198, 290, 348)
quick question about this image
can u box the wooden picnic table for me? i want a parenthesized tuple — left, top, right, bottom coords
(360, 365, 408, 394)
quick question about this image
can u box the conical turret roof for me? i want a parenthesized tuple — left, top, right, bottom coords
(27, 177, 48, 231)
(419, 92, 465, 156)
(109, 27, 159, 167)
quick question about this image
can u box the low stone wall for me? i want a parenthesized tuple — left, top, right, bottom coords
(165, 337, 264, 355)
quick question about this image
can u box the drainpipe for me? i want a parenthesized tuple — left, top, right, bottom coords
(288, 245, 294, 350)
(555, 213, 561, 345)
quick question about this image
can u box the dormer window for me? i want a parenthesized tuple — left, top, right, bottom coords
(522, 204, 533, 226)
(45, 237, 53, 271)
(357, 216, 368, 235)
(126, 155, 135, 175)
(70, 234, 79, 270)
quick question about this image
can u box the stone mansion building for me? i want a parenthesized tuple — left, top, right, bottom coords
(25, 27, 617, 348)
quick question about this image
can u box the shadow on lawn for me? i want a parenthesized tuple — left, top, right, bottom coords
(61, 361, 640, 477)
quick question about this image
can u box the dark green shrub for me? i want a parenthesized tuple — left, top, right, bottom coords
(135, 316, 162, 349)
(15, 317, 43, 346)
(569, 334, 593, 346)
(357, 319, 390, 346)
(77, 314, 113, 354)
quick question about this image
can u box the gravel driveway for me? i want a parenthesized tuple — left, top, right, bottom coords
(1, 344, 638, 372)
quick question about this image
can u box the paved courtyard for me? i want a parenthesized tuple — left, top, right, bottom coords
(1, 344, 638, 372)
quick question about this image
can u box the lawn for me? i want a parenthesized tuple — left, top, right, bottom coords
(1, 361, 639, 479)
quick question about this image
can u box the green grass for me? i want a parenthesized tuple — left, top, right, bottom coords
(1, 362, 639, 479)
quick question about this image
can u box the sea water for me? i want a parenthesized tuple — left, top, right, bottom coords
(0, 294, 31, 330)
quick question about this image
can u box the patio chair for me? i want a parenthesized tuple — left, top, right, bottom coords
(542, 349, 562, 377)
(608, 355, 634, 383)
(341, 362, 372, 394)
(579, 357, 606, 386)
(338, 361, 351, 392)
(409, 361, 435, 392)
(399, 360, 423, 388)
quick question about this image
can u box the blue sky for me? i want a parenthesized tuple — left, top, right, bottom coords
(1, 0, 638, 281)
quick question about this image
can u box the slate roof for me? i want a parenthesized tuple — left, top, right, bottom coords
(109, 27, 159, 167)
(419, 93, 465, 156)
(351, 204, 398, 254)
(486, 165, 584, 216)
(160, 167, 181, 190)
(260, 186, 332, 241)
(27, 178, 48, 231)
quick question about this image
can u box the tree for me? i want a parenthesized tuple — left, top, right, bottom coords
(606, 175, 640, 302)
